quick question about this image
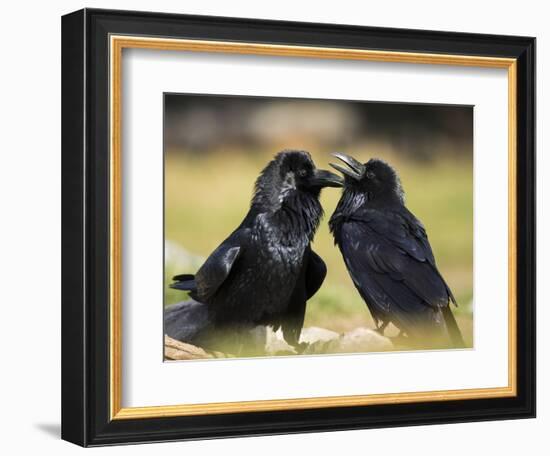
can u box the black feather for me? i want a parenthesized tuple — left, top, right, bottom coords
(330, 157, 464, 348)
(170, 274, 196, 291)
(164, 300, 210, 342)
(167, 150, 336, 352)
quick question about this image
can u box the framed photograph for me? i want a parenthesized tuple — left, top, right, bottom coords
(62, 8, 535, 446)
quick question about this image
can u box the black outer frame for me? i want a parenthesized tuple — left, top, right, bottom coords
(61, 8, 536, 447)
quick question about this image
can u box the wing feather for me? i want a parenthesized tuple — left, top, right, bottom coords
(281, 247, 327, 347)
(339, 208, 454, 332)
(191, 235, 243, 303)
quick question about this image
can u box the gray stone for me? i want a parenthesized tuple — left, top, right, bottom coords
(326, 327, 393, 353)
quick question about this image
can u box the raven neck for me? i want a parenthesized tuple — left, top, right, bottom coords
(252, 192, 322, 247)
(332, 188, 366, 219)
(329, 188, 403, 237)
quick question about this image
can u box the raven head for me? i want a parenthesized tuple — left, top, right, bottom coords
(330, 153, 404, 204)
(253, 150, 343, 210)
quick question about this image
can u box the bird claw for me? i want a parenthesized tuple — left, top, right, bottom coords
(374, 321, 389, 336)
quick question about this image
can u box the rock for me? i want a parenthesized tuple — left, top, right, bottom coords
(264, 328, 297, 355)
(266, 326, 393, 356)
(300, 327, 340, 344)
(264, 327, 342, 356)
(164, 335, 232, 360)
(325, 327, 393, 353)
(165, 326, 394, 360)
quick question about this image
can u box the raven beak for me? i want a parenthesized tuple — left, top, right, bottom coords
(330, 152, 365, 180)
(309, 169, 344, 188)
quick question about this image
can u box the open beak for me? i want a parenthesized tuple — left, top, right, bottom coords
(308, 169, 344, 188)
(330, 152, 365, 180)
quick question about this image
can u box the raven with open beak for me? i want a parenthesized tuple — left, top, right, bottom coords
(329, 152, 464, 348)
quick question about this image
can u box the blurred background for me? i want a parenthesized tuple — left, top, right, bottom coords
(164, 94, 473, 348)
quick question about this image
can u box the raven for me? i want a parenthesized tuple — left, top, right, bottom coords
(167, 150, 343, 354)
(329, 153, 465, 348)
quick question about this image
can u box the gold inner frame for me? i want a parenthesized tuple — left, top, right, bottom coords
(109, 35, 518, 420)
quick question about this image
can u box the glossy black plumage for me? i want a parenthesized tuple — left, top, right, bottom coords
(167, 150, 342, 353)
(329, 154, 464, 348)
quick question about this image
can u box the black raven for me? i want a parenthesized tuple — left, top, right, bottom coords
(329, 153, 465, 348)
(167, 150, 343, 354)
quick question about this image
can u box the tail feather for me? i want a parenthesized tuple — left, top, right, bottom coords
(442, 306, 465, 348)
(164, 300, 211, 343)
(170, 274, 196, 291)
(173, 274, 195, 281)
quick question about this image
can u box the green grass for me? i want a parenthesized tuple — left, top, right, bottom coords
(164, 147, 473, 347)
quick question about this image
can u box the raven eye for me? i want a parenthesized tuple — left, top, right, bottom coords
(297, 169, 307, 177)
(366, 171, 375, 179)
